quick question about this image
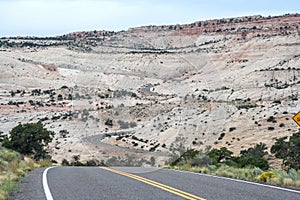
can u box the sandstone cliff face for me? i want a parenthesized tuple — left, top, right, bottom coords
(0, 14, 299, 165)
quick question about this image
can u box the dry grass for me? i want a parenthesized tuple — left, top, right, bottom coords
(0, 148, 44, 200)
(167, 164, 300, 188)
(295, 180, 300, 187)
(283, 178, 294, 186)
(37, 159, 53, 168)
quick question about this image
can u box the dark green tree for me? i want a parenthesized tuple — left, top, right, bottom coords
(230, 143, 269, 170)
(240, 142, 268, 158)
(271, 131, 300, 169)
(170, 149, 200, 166)
(231, 156, 269, 170)
(270, 136, 288, 162)
(2, 122, 54, 160)
(208, 147, 233, 164)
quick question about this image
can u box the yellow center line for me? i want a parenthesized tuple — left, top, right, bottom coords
(100, 167, 206, 200)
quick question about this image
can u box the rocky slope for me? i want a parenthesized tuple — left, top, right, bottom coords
(0, 14, 299, 166)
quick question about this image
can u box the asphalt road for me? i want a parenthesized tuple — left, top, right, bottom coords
(12, 166, 300, 200)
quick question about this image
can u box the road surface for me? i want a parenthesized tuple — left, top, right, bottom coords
(12, 166, 300, 200)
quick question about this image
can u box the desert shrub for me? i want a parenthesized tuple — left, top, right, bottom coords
(105, 155, 145, 167)
(130, 122, 137, 128)
(207, 165, 217, 171)
(229, 127, 236, 132)
(0, 148, 20, 162)
(61, 159, 70, 166)
(218, 133, 226, 140)
(279, 123, 285, 127)
(70, 155, 84, 166)
(267, 116, 276, 122)
(189, 154, 212, 167)
(118, 120, 129, 129)
(237, 104, 256, 110)
(22, 158, 35, 171)
(212, 166, 264, 181)
(146, 156, 156, 167)
(105, 119, 113, 126)
(85, 159, 100, 166)
(37, 159, 53, 167)
(288, 168, 298, 181)
(271, 168, 300, 186)
(57, 94, 63, 101)
(51, 115, 61, 120)
(259, 172, 277, 182)
(59, 130, 69, 138)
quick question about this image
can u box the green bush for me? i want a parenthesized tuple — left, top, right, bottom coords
(288, 168, 298, 181)
(207, 165, 217, 171)
(225, 143, 269, 170)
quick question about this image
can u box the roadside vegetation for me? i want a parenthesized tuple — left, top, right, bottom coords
(0, 147, 37, 199)
(166, 131, 300, 188)
(0, 121, 157, 199)
(0, 122, 54, 199)
(61, 155, 106, 167)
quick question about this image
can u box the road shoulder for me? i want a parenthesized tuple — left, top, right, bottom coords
(10, 168, 47, 200)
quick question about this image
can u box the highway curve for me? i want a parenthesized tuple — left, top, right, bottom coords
(12, 167, 300, 200)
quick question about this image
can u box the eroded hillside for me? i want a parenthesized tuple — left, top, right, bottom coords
(0, 14, 299, 166)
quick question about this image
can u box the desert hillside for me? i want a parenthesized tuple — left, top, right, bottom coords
(0, 14, 299, 165)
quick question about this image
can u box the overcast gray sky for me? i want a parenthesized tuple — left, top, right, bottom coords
(0, 0, 299, 37)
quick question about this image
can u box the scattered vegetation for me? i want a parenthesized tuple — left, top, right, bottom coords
(61, 155, 105, 167)
(0, 122, 56, 199)
(117, 120, 137, 129)
(104, 155, 155, 167)
(229, 127, 236, 132)
(236, 104, 257, 110)
(60, 154, 156, 167)
(166, 132, 300, 188)
(105, 119, 113, 127)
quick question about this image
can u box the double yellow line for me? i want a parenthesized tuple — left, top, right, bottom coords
(100, 167, 205, 200)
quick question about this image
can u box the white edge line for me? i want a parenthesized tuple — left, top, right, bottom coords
(43, 166, 55, 200)
(166, 168, 300, 194)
